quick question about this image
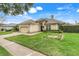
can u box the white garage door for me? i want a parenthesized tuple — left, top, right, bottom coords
(20, 28, 29, 33)
(29, 25, 40, 32)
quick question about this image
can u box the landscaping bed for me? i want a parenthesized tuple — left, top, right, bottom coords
(6, 32, 79, 56)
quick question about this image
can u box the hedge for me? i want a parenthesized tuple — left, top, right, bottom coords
(60, 25, 79, 33)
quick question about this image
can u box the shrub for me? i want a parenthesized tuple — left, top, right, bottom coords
(60, 25, 79, 33)
(12, 25, 19, 32)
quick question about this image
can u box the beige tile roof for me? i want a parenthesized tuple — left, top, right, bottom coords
(20, 18, 65, 25)
(20, 19, 40, 25)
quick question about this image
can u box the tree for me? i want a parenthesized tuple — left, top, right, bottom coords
(12, 25, 19, 32)
(0, 16, 5, 31)
(0, 16, 5, 25)
(0, 3, 33, 15)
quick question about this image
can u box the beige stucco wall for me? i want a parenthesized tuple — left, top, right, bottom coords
(29, 24, 40, 32)
(19, 23, 59, 33)
(19, 25, 29, 33)
(20, 27, 29, 33)
(51, 24, 59, 30)
(19, 24, 40, 33)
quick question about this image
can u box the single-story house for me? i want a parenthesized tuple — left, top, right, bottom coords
(0, 23, 16, 31)
(19, 18, 65, 33)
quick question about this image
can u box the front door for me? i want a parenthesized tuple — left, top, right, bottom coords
(46, 24, 51, 31)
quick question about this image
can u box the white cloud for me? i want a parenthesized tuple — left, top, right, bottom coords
(23, 12, 27, 15)
(77, 9, 79, 12)
(28, 7, 37, 14)
(28, 6, 43, 14)
(36, 6, 43, 10)
(57, 4, 74, 11)
(57, 7, 63, 10)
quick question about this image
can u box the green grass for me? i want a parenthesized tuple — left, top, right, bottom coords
(0, 46, 11, 56)
(0, 31, 13, 35)
(6, 32, 79, 56)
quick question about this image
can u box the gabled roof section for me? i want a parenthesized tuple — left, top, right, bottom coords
(20, 19, 40, 25)
(47, 19, 58, 24)
(36, 18, 65, 24)
(19, 18, 66, 25)
(36, 18, 47, 23)
(20, 19, 34, 25)
(47, 18, 65, 24)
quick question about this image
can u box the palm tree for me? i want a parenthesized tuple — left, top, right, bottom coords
(0, 3, 33, 15)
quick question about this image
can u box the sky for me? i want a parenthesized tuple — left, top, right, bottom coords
(0, 3, 79, 24)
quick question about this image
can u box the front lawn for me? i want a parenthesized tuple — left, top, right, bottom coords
(0, 46, 11, 56)
(6, 32, 79, 56)
(0, 31, 13, 35)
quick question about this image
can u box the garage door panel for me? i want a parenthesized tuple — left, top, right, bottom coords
(20, 28, 28, 33)
(29, 25, 40, 32)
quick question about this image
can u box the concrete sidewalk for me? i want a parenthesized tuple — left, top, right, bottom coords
(0, 32, 23, 38)
(0, 32, 45, 56)
(0, 32, 41, 38)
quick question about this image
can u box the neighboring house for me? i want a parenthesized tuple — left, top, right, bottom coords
(19, 18, 65, 33)
(0, 23, 2, 31)
(0, 23, 16, 31)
